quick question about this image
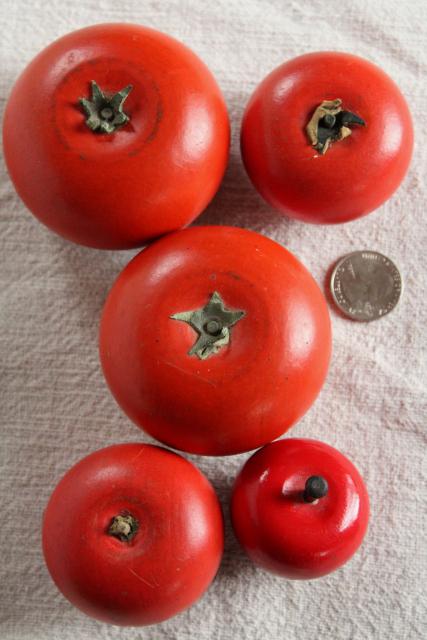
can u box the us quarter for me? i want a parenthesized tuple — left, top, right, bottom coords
(330, 251, 402, 321)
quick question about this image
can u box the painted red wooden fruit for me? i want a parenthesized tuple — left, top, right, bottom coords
(42, 443, 223, 626)
(231, 438, 369, 578)
(241, 52, 413, 224)
(3, 23, 229, 248)
(99, 226, 332, 456)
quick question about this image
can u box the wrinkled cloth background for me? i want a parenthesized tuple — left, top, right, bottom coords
(0, 1, 426, 639)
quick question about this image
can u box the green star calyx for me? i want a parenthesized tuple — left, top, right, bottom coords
(170, 291, 246, 360)
(79, 81, 133, 134)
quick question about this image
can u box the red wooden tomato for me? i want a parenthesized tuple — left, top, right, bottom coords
(231, 438, 369, 579)
(241, 52, 413, 224)
(42, 443, 223, 626)
(3, 24, 229, 249)
(99, 226, 331, 456)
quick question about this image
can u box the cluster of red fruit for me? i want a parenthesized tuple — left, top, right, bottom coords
(3, 23, 412, 628)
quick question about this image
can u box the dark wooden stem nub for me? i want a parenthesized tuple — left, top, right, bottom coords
(204, 318, 223, 336)
(303, 476, 328, 503)
(107, 513, 139, 542)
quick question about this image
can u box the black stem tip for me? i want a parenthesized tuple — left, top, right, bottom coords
(303, 476, 328, 503)
(322, 113, 336, 128)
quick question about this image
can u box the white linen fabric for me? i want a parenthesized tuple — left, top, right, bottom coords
(0, 1, 426, 638)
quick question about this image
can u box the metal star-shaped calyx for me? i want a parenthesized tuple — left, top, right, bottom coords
(306, 99, 365, 155)
(79, 81, 133, 134)
(170, 291, 246, 360)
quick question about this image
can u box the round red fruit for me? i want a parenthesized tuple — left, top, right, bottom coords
(42, 443, 223, 626)
(3, 23, 229, 248)
(231, 438, 369, 579)
(99, 226, 331, 456)
(241, 51, 413, 224)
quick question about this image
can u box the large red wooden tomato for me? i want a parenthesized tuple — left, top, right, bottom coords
(231, 439, 370, 579)
(241, 52, 413, 224)
(42, 443, 223, 626)
(99, 226, 332, 456)
(3, 24, 229, 248)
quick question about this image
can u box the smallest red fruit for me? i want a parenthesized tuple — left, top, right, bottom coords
(231, 438, 369, 579)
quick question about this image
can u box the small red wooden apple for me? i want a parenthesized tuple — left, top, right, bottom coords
(231, 438, 369, 579)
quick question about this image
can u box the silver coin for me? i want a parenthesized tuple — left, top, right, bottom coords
(330, 251, 402, 321)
